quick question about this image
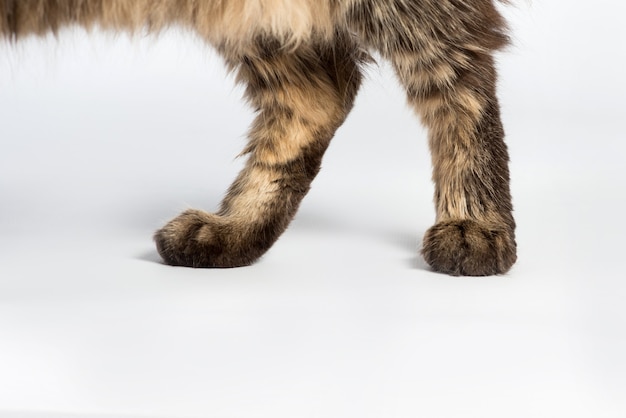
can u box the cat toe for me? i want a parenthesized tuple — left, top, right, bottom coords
(421, 220, 516, 276)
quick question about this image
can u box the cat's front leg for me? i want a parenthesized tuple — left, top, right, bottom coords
(418, 95, 517, 276)
(155, 35, 363, 268)
(402, 25, 516, 276)
(348, 0, 517, 275)
(415, 87, 517, 276)
(409, 58, 516, 275)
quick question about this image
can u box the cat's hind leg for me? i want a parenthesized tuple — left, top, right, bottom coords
(155, 34, 364, 267)
(348, 1, 517, 275)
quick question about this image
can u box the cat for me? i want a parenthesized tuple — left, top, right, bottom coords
(1, 0, 517, 276)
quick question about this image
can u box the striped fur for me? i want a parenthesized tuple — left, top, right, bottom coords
(1, 0, 516, 275)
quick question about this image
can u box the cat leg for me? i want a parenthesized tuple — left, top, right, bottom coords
(401, 10, 516, 276)
(155, 35, 363, 267)
(347, 1, 516, 275)
(418, 90, 517, 276)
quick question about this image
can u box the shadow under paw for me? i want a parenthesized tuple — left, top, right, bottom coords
(421, 220, 516, 276)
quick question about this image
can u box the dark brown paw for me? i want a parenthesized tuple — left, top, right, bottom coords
(154, 209, 256, 268)
(421, 220, 516, 276)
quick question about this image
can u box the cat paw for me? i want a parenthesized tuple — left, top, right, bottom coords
(421, 220, 516, 276)
(154, 209, 255, 268)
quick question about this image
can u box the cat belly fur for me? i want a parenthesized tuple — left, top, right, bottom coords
(0, 0, 336, 47)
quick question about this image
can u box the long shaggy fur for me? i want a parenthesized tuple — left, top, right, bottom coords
(1, 0, 516, 276)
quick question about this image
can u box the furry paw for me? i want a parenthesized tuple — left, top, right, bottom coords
(421, 220, 516, 276)
(154, 209, 256, 268)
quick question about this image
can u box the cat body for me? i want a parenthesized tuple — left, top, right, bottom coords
(1, 0, 517, 276)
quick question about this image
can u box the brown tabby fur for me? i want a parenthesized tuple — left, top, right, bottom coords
(1, 0, 517, 276)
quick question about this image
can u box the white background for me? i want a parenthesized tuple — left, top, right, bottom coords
(1, 1, 625, 417)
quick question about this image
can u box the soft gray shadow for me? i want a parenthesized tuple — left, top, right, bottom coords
(295, 210, 432, 271)
(136, 248, 164, 264)
(411, 250, 432, 272)
(378, 227, 430, 272)
(383, 229, 422, 253)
